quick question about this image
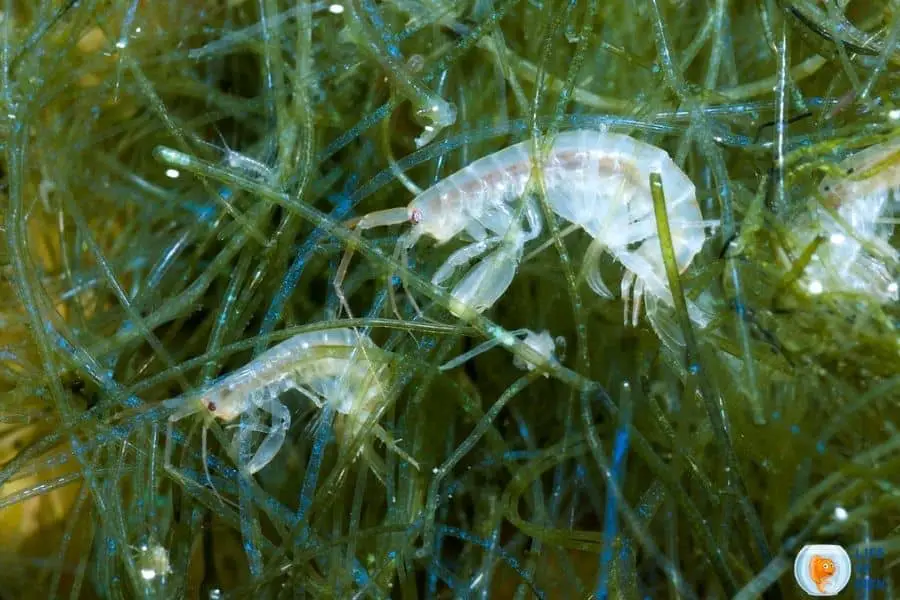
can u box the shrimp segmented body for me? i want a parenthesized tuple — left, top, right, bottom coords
(166, 328, 415, 476)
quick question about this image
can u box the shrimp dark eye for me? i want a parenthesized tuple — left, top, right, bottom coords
(846, 167, 855, 174)
(206, 401, 217, 411)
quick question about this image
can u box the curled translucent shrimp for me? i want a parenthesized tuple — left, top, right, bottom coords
(165, 328, 417, 478)
(535, 130, 716, 329)
(344, 0, 456, 148)
(792, 138, 899, 302)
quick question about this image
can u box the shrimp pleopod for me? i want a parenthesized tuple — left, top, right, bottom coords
(165, 328, 416, 478)
(793, 138, 899, 302)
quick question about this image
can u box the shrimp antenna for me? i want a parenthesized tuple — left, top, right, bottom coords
(201, 421, 231, 510)
(165, 396, 235, 510)
(211, 123, 230, 150)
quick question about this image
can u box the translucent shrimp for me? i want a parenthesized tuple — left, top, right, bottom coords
(337, 129, 714, 326)
(165, 328, 417, 477)
(793, 138, 899, 302)
(536, 130, 716, 328)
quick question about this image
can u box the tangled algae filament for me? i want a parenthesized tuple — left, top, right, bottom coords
(0, 0, 899, 598)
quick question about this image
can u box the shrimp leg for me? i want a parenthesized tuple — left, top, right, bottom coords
(164, 397, 231, 507)
(163, 396, 203, 474)
(446, 239, 523, 317)
(520, 195, 544, 242)
(390, 234, 427, 320)
(431, 238, 500, 287)
(244, 392, 291, 474)
(581, 238, 614, 298)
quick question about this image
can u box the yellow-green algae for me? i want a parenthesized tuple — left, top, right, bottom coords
(0, 0, 898, 598)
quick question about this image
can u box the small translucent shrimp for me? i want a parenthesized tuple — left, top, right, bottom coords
(345, 0, 456, 148)
(165, 328, 416, 477)
(511, 329, 564, 376)
(819, 137, 900, 206)
(793, 138, 899, 302)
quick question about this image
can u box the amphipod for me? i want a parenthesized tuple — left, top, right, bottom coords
(165, 328, 417, 478)
(338, 129, 713, 328)
(795, 138, 899, 302)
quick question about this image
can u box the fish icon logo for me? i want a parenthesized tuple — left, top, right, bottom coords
(794, 545, 852, 596)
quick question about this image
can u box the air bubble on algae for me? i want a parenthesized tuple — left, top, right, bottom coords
(2, 0, 900, 597)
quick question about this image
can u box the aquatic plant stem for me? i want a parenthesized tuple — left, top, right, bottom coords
(501, 436, 700, 599)
(651, 173, 773, 579)
(733, 501, 836, 600)
(772, 15, 790, 215)
(3, 115, 146, 600)
(646, 0, 765, 429)
(422, 374, 537, 559)
(531, 1, 605, 568)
